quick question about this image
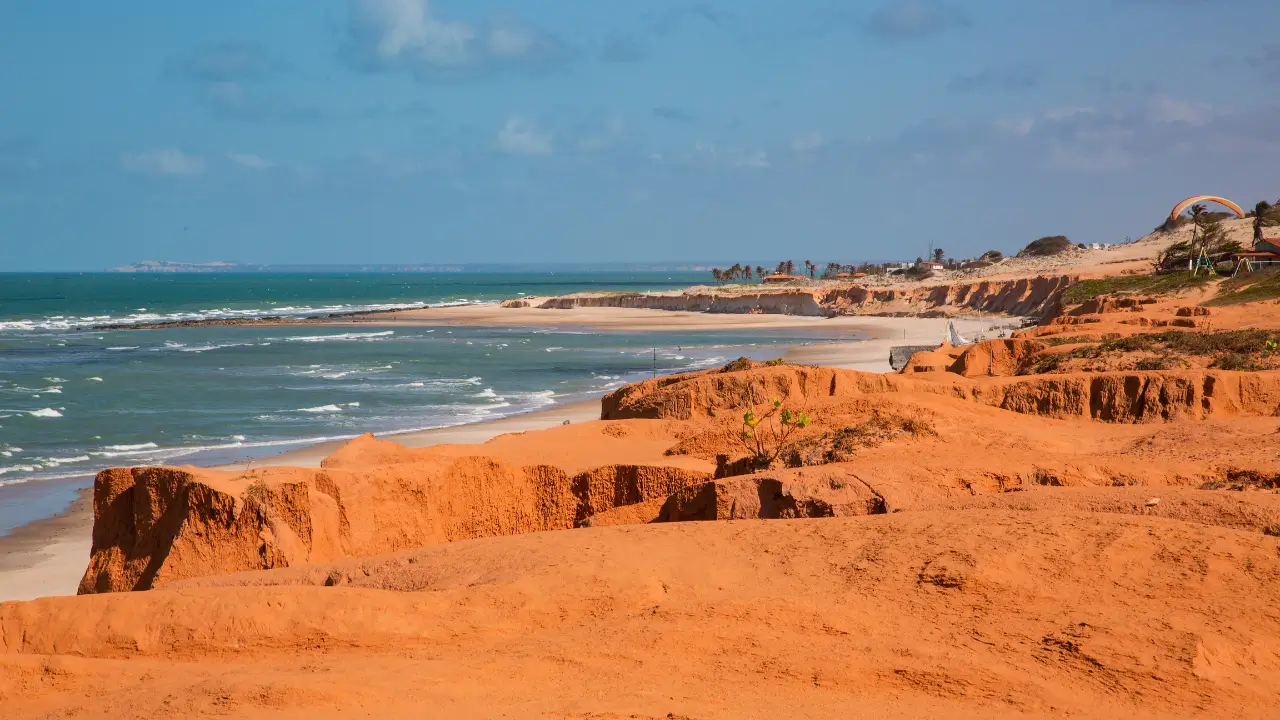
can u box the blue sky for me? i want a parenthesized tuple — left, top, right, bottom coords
(2, 0, 1279, 270)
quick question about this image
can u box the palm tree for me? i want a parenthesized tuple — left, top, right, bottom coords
(742, 265, 753, 281)
(803, 260, 815, 279)
(1185, 204, 1209, 272)
(1256, 201, 1273, 246)
(932, 248, 945, 264)
(711, 268, 724, 284)
(1188, 203, 1207, 250)
(755, 266, 766, 282)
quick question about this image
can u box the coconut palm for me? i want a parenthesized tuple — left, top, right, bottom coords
(755, 266, 766, 282)
(1188, 203, 1207, 254)
(1255, 201, 1276, 246)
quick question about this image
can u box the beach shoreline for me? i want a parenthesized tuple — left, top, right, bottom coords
(0, 308, 1008, 603)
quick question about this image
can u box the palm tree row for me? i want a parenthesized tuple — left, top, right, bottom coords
(710, 263, 757, 284)
(708, 260, 827, 283)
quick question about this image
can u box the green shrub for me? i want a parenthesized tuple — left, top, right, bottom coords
(1018, 235, 1074, 257)
(1134, 356, 1182, 371)
(1205, 268, 1280, 306)
(1211, 353, 1262, 371)
(739, 398, 812, 467)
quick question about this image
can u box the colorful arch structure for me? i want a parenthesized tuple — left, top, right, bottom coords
(1169, 196, 1245, 221)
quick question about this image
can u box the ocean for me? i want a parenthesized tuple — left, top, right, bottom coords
(0, 272, 856, 533)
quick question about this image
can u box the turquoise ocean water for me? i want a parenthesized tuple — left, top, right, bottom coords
(0, 272, 856, 533)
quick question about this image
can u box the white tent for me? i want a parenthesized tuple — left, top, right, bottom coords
(946, 320, 970, 346)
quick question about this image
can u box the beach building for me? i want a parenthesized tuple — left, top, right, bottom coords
(919, 261, 945, 271)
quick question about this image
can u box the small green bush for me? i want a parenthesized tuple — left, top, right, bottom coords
(1018, 235, 1074, 257)
(1211, 353, 1262, 371)
(1134, 356, 1181, 371)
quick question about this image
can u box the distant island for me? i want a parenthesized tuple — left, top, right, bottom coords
(111, 260, 247, 273)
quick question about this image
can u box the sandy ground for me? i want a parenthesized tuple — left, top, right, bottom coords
(0, 310, 1006, 604)
(313, 303, 1006, 333)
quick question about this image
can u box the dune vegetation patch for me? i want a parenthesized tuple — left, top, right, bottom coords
(1203, 268, 1280, 307)
(1027, 329, 1280, 373)
(1062, 273, 1213, 305)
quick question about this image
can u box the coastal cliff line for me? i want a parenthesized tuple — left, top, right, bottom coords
(505, 275, 1073, 320)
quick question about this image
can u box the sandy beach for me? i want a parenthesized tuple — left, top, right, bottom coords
(0, 308, 1004, 604)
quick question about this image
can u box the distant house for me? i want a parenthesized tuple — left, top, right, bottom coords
(1255, 238, 1280, 256)
(919, 261, 945, 271)
(1229, 237, 1280, 274)
(762, 274, 808, 285)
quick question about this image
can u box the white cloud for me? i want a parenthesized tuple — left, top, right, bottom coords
(687, 142, 771, 170)
(994, 116, 1034, 137)
(577, 117, 625, 153)
(345, 0, 561, 79)
(228, 153, 270, 170)
(359, 0, 474, 66)
(791, 132, 825, 152)
(868, 0, 968, 39)
(735, 150, 771, 169)
(1148, 96, 1217, 127)
(1043, 107, 1097, 122)
(496, 116, 553, 155)
(120, 149, 206, 176)
(487, 17, 535, 58)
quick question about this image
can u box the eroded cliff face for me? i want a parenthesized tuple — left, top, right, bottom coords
(74, 361, 1280, 599)
(818, 275, 1073, 318)
(78, 436, 711, 594)
(520, 276, 1073, 319)
(601, 362, 1280, 424)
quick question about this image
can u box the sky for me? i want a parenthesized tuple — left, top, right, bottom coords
(2, 0, 1279, 271)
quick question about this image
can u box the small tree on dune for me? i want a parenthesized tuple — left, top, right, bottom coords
(739, 398, 812, 468)
(1254, 201, 1280, 246)
(804, 260, 815, 279)
(1187, 204, 1208, 261)
(932, 248, 945, 264)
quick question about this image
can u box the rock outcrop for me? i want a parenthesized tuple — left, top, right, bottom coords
(78, 433, 712, 594)
(657, 467, 887, 522)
